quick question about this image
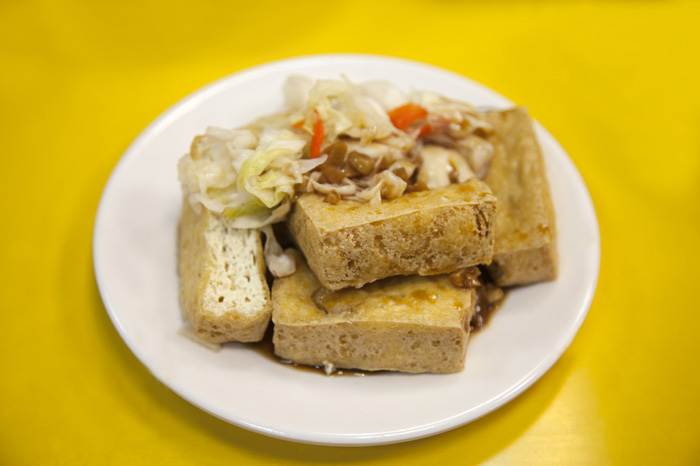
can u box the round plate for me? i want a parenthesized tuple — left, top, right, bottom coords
(93, 54, 600, 446)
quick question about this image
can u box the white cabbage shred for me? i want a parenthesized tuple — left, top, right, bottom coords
(261, 225, 296, 278)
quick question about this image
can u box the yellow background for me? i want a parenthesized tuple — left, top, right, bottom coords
(1, 0, 699, 464)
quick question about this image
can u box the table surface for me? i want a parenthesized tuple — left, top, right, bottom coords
(2, 1, 699, 464)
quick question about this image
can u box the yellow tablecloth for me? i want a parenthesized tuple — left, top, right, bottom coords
(2, 1, 698, 464)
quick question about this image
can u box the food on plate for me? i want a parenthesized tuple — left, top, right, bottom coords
(178, 200, 271, 343)
(176, 74, 556, 372)
(289, 178, 496, 291)
(272, 250, 475, 374)
(483, 108, 558, 286)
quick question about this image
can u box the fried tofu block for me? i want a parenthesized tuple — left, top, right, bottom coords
(484, 107, 558, 286)
(178, 200, 272, 343)
(288, 178, 496, 291)
(272, 250, 475, 374)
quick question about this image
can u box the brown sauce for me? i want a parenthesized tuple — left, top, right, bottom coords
(447, 266, 506, 332)
(471, 284, 505, 332)
(247, 325, 277, 362)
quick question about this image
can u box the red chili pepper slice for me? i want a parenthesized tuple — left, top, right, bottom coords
(310, 109, 324, 159)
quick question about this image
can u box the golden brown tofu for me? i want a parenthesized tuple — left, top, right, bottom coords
(178, 200, 272, 343)
(271, 250, 475, 374)
(484, 108, 558, 286)
(288, 178, 496, 291)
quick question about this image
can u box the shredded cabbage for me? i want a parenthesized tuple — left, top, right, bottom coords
(237, 129, 310, 208)
(354, 170, 407, 205)
(178, 127, 324, 228)
(179, 75, 494, 228)
(417, 145, 453, 190)
(262, 225, 296, 277)
(287, 75, 411, 145)
(417, 145, 476, 190)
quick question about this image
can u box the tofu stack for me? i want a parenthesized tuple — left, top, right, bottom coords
(275, 179, 496, 374)
(271, 107, 556, 374)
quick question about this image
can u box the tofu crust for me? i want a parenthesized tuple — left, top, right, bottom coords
(288, 179, 496, 291)
(484, 108, 558, 286)
(272, 250, 475, 374)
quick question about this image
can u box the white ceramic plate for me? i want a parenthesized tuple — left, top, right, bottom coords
(93, 54, 599, 446)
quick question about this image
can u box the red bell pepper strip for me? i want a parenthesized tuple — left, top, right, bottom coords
(388, 103, 428, 130)
(310, 109, 324, 158)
